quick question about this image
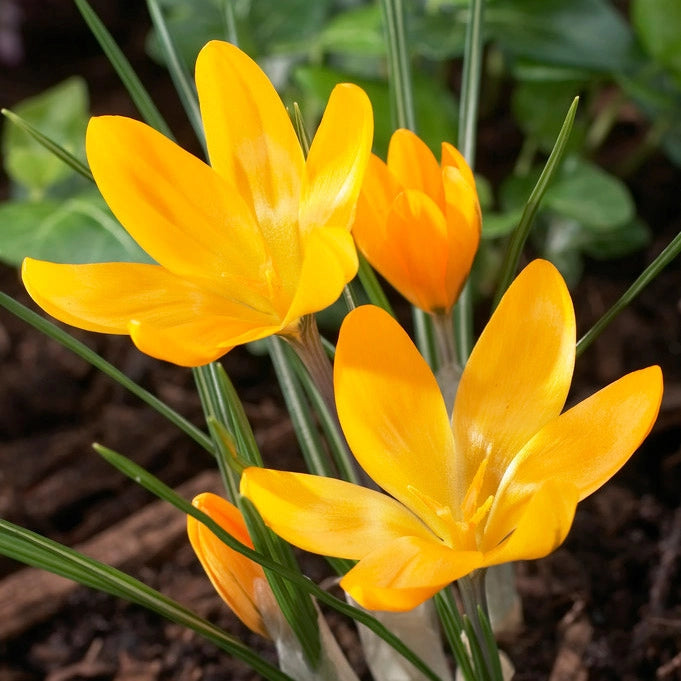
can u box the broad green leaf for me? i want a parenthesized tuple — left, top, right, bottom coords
(582, 218, 651, 260)
(0, 193, 151, 266)
(511, 79, 585, 153)
(487, 0, 641, 74)
(632, 0, 681, 80)
(3, 78, 88, 196)
(315, 4, 385, 56)
(482, 210, 523, 239)
(536, 216, 585, 287)
(544, 158, 635, 231)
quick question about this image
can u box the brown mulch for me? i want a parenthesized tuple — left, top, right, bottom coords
(1, 2, 681, 680)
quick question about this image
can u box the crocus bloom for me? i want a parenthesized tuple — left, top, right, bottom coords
(22, 41, 373, 366)
(352, 129, 480, 314)
(242, 260, 663, 611)
(188, 492, 275, 638)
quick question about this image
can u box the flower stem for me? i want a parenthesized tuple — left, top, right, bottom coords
(432, 310, 459, 371)
(458, 570, 501, 681)
(281, 316, 364, 485)
(454, 0, 486, 366)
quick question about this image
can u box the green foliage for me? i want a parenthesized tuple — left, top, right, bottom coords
(632, 0, 681, 83)
(0, 194, 149, 266)
(0, 79, 150, 267)
(3, 78, 89, 197)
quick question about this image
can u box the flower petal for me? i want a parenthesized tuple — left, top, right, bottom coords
(196, 40, 305, 281)
(381, 190, 453, 312)
(128, 318, 280, 366)
(341, 536, 483, 611)
(482, 479, 578, 563)
(86, 116, 269, 289)
(387, 129, 444, 207)
(486, 366, 663, 545)
(300, 83, 374, 234)
(352, 153, 401, 262)
(440, 142, 476, 191)
(283, 226, 358, 324)
(188, 493, 270, 638)
(22, 259, 277, 365)
(452, 260, 576, 500)
(442, 167, 481, 308)
(335, 306, 459, 529)
(240, 468, 434, 560)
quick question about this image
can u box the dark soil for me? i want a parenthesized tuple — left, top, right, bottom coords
(1, 3, 680, 680)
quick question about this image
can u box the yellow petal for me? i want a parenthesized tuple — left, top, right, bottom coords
(341, 536, 483, 611)
(440, 142, 476, 190)
(482, 479, 578, 563)
(128, 318, 280, 366)
(335, 306, 458, 529)
(86, 116, 269, 288)
(240, 468, 434, 560)
(283, 226, 358, 325)
(195, 40, 305, 283)
(188, 493, 270, 638)
(300, 83, 374, 234)
(22, 259, 277, 365)
(387, 129, 444, 207)
(352, 153, 402, 266)
(486, 366, 663, 545)
(442, 167, 481, 308)
(452, 260, 576, 500)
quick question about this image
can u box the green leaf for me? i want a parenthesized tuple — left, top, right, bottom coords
(487, 0, 640, 73)
(145, 0, 226, 69)
(2, 78, 88, 196)
(632, 0, 681, 80)
(0, 193, 151, 266)
(511, 79, 585, 153)
(582, 217, 651, 260)
(544, 157, 635, 231)
(481, 210, 523, 239)
(315, 4, 385, 56)
(0, 519, 295, 681)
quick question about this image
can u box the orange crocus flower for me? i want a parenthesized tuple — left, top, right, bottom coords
(352, 129, 480, 314)
(188, 492, 274, 638)
(241, 260, 663, 611)
(22, 41, 373, 366)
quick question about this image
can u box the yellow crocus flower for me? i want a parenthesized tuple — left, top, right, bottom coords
(352, 129, 480, 314)
(188, 492, 274, 638)
(241, 260, 663, 612)
(22, 41, 373, 366)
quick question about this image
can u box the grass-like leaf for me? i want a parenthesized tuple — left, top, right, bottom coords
(0, 519, 295, 681)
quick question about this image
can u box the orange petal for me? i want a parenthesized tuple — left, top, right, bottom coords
(442, 166, 481, 306)
(482, 479, 578, 563)
(86, 116, 269, 288)
(352, 153, 401, 264)
(486, 366, 663, 545)
(452, 260, 576, 501)
(335, 306, 459, 530)
(22, 259, 278, 365)
(440, 142, 476, 191)
(300, 83, 373, 234)
(195, 41, 305, 283)
(240, 468, 434, 560)
(188, 493, 270, 638)
(283, 226, 358, 325)
(387, 129, 444, 207)
(341, 536, 483, 611)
